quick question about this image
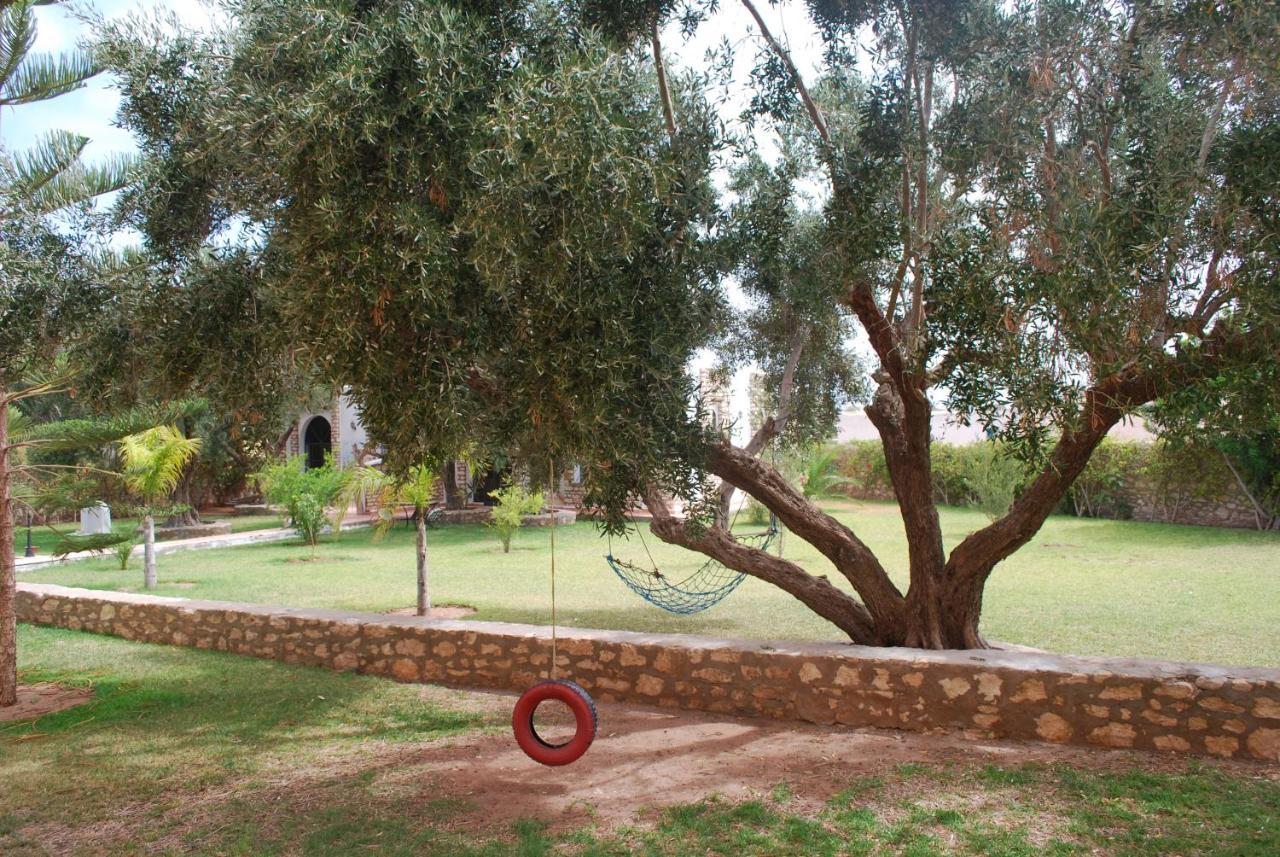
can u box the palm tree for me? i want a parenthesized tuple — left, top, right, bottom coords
(120, 426, 201, 589)
(1, 0, 136, 706)
(0, 400, 199, 705)
(795, 444, 854, 502)
(348, 463, 440, 615)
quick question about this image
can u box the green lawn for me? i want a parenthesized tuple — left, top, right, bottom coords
(19, 513, 282, 555)
(20, 500, 1280, 666)
(4, 627, 1278, 855)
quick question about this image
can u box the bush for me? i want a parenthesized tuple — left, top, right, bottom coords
(960, 443, 1028, 520)
(742, 498, 771, 527)
(111, 532, 137, 570)
(1069, 439, 1142, 519)
(929, 443, 972, 507)
(254, 455, 350, 549)
(489, 481, 545, 553)
(833, 441, 893, 498)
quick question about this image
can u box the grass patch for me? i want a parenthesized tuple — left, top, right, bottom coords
(24, 500, 1280, 665)
(2, 626, 492, 855)
(5, 628, 1278, 854)
(546, 763, 1279, 856)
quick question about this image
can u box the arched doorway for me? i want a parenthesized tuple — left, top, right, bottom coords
(303, 416, 332, 469)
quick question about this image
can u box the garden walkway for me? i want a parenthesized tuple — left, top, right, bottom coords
(14, 516, 376, 572)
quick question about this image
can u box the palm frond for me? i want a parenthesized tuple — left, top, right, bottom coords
(25, 152, 137, 213)
(12, 398, 206, 450)
(121, 425, 201, 503)
(0, 2, 37, 89)
(10, 128, 86, 195)
(338, 465, 391, 537)
(0, 49, 95, 105)
(400, 463, 439, 510)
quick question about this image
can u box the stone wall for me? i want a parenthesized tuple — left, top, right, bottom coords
(16, 583, 1280, 762)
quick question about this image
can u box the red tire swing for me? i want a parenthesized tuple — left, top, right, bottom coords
(512, 461, 598, 766)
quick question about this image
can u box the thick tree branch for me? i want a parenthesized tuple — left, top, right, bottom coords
(716, 325, 807, 522)
(843, 280, 910, 394)
(644, 489, 882, 642)
(946, 326, 1257, 599)
(705, 443, 906, 635)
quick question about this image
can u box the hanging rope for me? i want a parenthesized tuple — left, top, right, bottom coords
(548, 458, 558, 680)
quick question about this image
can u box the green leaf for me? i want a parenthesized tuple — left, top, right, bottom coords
(0, 49, 96, 106)
(25, 152, 137, 213)
(52, 530, 132, 558)
(0, 1, 38, 90)
(120, 425, 202, 503)
(10, 129, 88, 195)
(13, 398, 207, 451)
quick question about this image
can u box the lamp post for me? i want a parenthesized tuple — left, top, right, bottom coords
(24, 508, 35, 558)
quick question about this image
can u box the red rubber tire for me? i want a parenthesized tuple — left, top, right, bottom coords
(512, 680, 598, 766)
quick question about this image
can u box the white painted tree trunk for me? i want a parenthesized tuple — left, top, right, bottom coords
(143, 514, 157, 589)
(416, 513, 429, 616)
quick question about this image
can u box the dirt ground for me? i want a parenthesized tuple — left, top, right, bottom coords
(384, 604, 478, 619)
(0, 684, 94, 723)
(392, 685, 1278, 833)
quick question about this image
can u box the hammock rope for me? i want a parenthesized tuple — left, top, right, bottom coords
(605, 509, 779, 615)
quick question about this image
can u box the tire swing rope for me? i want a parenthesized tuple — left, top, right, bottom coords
(510, 459, 598, 767)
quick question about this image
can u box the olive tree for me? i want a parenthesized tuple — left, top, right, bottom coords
(100, 0, 1279, 649)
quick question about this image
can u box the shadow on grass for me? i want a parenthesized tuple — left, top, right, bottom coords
(7, 627, 485, 748)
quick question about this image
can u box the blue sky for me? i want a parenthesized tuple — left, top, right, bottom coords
(1, 0, 217, 158)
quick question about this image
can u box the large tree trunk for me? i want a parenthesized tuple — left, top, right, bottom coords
(416, 512, 429, 615)
(142, 514, 157, 589)
(864, 383, 955, 648)
(0, 397, 16, 706)
(443, 461, 466, 510)
(164, 476, 201, 527)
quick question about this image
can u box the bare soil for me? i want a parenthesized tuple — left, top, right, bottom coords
(384, 604, 477, 619)
(372, 687, 1278, 833)
(14, 683, 1277, 854)
(0, 683, 94, 723)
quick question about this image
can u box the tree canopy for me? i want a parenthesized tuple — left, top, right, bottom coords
(97, 0, 1280, 648)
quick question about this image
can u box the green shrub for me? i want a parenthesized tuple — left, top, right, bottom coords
(489, 481, 545, 553)
(1144, 440, 1233, 523)
(111, 532, 137, 570)
(833, 441, 893, 498)
(930, 443, 973, 507)
(961, 443, 1028, 520)
(1069, 439, 1143, 519)
(742, 498, 771, 527)
(254, 455, 350, 550)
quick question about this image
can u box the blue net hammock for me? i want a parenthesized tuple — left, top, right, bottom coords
(605, 521, 779, 615)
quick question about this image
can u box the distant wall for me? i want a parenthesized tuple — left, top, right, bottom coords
(18, 584, 1280, 762)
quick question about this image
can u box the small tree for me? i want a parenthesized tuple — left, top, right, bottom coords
(349, 463, 441, 615)
(489, 482, 545, 554)
(961, 445, 1027, 522)
(790, 445, 854, 502)
(255, 455, 349, 556)
(120, 426, 201, 589)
